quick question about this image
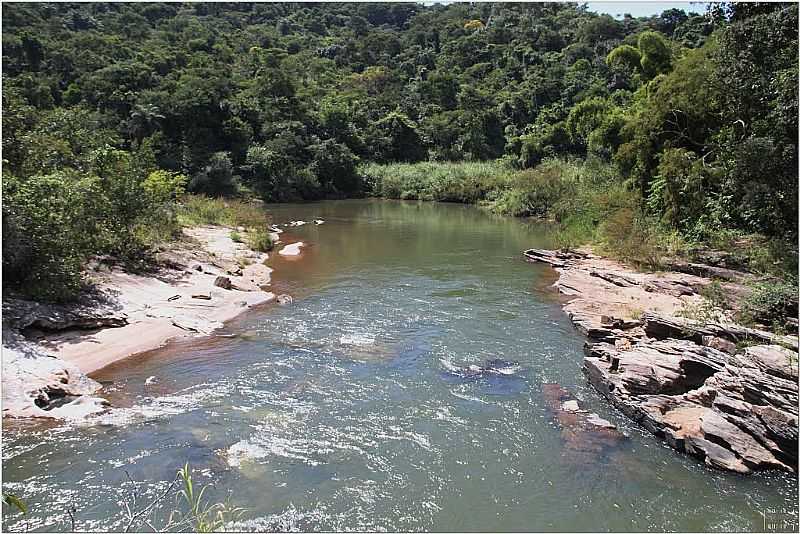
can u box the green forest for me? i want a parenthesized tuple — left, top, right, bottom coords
(2, 2, 798, 301)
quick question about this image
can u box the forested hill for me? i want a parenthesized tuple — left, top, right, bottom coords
(2, 3, 798, 301)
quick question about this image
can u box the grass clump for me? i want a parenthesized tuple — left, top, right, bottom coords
(177, 195, 269, 229)
(246, 228, 274, 252)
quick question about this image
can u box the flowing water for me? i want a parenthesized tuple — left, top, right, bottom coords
(2, 200, 797, 532)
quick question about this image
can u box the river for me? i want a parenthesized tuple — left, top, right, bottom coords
(2, 200, 796, 532)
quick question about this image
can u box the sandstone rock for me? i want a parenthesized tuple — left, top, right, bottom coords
(743, 345, 798, 381)
(643, 279, 697, 297)
(542, 383, 627, 463)
(171, 315, 223, 335)
(192, 293, 212, 300)
(590, 269, 638, 287)
(643, 312, 798, 351)
(524, 247, 798, 474)
(701, 335, 736, 354)
(2, 333, 108, 419)
(523, 248, 586, 268)
(278, 242, 304, 256)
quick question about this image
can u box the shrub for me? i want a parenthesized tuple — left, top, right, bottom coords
(143, 170, 188, 203)
(189, 152, 237, 197)
(489, 160, 577, 217)
(2, 172, 99, 301)
(737, 279, 799, 329)
(598, 207, 663, 269)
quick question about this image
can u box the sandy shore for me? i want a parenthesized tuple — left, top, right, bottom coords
(2, 225, 294, 419)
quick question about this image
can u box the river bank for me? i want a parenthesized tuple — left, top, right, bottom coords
(524, 247, 799, 474)
(1, 225, 295, 420)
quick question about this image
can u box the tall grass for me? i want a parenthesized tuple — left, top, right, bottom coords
(360, 157, 686, 269)
(177, 195, 270, 228)
(361, 160, 515, 203)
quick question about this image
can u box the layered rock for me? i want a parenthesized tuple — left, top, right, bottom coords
(3, 297, 128, 333)
(525, 247, 799, 474)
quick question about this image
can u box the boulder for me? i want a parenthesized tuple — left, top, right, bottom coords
(214, 276, 233, 290)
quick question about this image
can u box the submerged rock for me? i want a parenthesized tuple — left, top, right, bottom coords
(542, 383, 627, 463)
(440, 358, 522, 378)
(276, 294, 293, 305)
(279, 242, 305, 256)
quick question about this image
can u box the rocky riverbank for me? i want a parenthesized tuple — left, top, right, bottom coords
(2, 225, 298, 419)
(524, 247, 798, 474)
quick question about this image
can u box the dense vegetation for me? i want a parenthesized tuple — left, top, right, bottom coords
(2, 2, 797, 301)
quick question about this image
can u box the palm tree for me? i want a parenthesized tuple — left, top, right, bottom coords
(127, 103, 164, 146)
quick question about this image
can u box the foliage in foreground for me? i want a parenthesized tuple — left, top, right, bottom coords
(3, 464, 243, 531)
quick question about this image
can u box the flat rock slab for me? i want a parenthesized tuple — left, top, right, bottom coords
(2, 331, 109, 419)
(279, 242, 305, 256)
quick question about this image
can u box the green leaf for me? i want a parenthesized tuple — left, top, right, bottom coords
(2, 492, 27, 515)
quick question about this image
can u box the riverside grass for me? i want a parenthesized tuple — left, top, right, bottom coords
(177, 195, 270, 229)
(360, 158, 796, 276)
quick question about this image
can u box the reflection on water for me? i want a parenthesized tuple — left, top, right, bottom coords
(2, 200, 797, 532)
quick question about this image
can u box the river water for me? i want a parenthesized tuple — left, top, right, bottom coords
(2, 200, 797, 532)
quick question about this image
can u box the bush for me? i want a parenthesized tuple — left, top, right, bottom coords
(738, 279, 799, 329)
(598, 207, 663, 269)
(2, 172, 100, 301)
(189, 152, 237, 197)
(308, 139, 360, 195)
(143, 170, 188, 203)
(360, 160, 512, 202)
(488, 160, 577, 217)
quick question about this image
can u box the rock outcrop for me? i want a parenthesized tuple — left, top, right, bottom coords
(525, 248, 799, 474)
(3, 225, 280, 419)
